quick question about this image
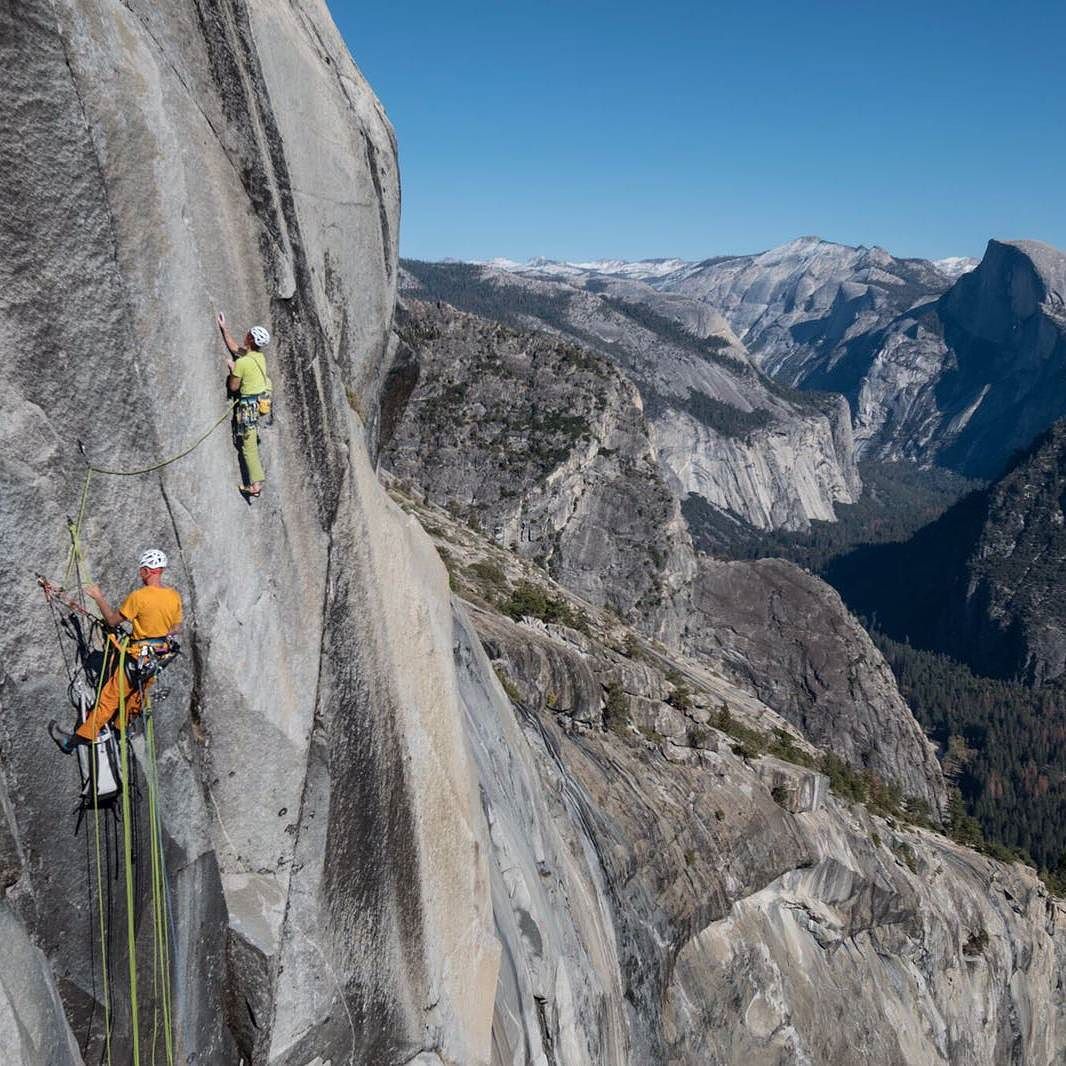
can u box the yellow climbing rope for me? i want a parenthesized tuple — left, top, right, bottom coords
(63, 484, 93, 590)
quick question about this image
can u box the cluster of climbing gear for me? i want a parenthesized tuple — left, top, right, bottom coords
(232, 392, 270, 440)
(39, 577, 123, 815)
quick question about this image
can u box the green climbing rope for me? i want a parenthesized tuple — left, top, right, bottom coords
(80, 401, 236, 478)
(62, 399, 235, 591)
(58, 499, 113, 1062)
(144, 696, 175, 1065)
(64, 475, 94, 588)
(90, 639, 114, 1066)
(117, 641, 141, 1066)
(61, 398, 236, 597)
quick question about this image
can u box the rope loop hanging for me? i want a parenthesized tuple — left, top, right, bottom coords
(76, 399, 235, 479)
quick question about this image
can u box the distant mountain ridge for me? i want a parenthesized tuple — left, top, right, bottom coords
(479, 239, 977, 291)
(480, 255, 693, 280)
(648, 237, 967, 383)
(485, 238, 974, 387)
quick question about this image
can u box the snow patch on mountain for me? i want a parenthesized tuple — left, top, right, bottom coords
(933, 256, 979, 279)
(476, 256, 695, 280)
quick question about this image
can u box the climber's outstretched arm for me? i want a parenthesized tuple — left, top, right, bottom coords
(84, 584, 123, 628)
(217, 312, 242, 360)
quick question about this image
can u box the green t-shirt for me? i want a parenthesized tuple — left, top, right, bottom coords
(232, 349, 271, 396)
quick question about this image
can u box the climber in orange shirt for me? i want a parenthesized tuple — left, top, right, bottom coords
(49, 549, 183, 753)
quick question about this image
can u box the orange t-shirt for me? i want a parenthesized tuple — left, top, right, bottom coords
(120, 586, 183, 640)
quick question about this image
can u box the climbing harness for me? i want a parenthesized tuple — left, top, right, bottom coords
(125, 637, 181, 688)
(233, 394, 261, 439)
(232, 389, 274, 442)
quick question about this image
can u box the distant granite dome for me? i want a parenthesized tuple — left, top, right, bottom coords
(850, 238, 1066, 478)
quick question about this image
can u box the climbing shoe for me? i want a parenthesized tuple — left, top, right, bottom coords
(48, 720, 84, 755)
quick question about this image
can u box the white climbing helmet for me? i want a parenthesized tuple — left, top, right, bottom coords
(138, 548, 168, 570)
(249, 325, 271, 348)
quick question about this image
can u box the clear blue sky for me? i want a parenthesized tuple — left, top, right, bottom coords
(330, 1, 1065, 263)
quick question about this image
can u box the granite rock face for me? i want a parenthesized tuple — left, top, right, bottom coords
(687, 557, 946, 811)
(396, 489, 1066, 1066)
(385, 299, 697, 642)
(471, 594, 1066, 1066)
(959, 421, 1066, 685)
(401, 260, 861, 533)
(1, 3, 497, 1063)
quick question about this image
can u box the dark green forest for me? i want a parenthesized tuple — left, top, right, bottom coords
(686, 458, 1066, 874)
(685, 461, 981, 571)
(827, 421, 1066, 684)
(644, 389, 774, 440)
(874, 631, 1066, 875)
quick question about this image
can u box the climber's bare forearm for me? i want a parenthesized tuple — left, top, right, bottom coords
(217, 311, 241, 356)
(220, 327, 240, 355)
(85, 585, 123, 628)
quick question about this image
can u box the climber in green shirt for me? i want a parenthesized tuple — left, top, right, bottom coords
(217, 312, 273, 498)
